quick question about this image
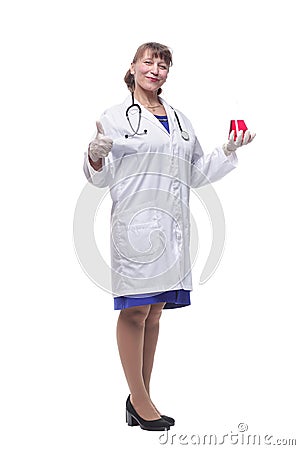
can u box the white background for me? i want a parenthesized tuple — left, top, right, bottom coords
(1, 0, 299, 449)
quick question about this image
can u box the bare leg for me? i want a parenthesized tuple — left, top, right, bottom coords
(116, 304, 161, 420)
(142, 302, 166, 395)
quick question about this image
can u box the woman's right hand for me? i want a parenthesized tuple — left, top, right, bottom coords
(88, 121, 113, 162)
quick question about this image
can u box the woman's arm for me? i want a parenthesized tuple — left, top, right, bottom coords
(83, 151, 111, 188)
(190, 138, 238, 188)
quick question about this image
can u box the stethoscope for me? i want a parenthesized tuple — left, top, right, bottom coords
(125, 93, 190, 141)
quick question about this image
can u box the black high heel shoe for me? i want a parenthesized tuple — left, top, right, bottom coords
(126, 395, 171, 431)
(126, 394, 175, 426)
(160, 414, 175, 426)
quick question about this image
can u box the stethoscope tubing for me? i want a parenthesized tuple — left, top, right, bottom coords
(125, 93, 189, 141)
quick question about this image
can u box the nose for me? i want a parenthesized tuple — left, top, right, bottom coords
(151, 63, 159, 76)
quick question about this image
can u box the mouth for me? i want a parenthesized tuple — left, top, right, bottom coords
(146, 77, 160, 82)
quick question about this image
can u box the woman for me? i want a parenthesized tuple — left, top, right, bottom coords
(83, 42, 255, 431)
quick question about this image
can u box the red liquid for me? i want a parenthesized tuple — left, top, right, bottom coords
(229, 120, 248, 140)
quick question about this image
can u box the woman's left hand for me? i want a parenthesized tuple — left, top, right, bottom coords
(223, 130, 256, 156)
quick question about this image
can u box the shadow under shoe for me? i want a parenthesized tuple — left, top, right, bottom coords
(126, 395, 171, 431)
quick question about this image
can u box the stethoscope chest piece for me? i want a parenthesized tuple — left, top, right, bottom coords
(181, 130, 190, 141)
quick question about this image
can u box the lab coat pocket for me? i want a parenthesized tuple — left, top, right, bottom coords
(113, 216, 164, 264)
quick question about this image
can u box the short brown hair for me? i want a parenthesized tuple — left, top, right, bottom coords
(124, 42, 173, 95)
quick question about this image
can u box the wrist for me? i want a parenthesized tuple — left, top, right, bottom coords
(88, 154, 103, 170)
(222, 144, 231, 157)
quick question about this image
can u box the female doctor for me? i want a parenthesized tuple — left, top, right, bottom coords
(83, 42, 255, 431)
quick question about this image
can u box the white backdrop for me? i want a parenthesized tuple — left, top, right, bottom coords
(1, 0, 299, 449)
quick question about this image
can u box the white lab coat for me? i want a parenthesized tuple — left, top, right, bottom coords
(83, 95, 238, 297)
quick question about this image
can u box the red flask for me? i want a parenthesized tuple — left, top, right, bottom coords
(229, 120, 248, 140)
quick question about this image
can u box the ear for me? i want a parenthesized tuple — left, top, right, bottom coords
(130, 62, 135, 75)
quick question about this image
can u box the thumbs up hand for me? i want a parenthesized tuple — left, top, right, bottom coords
(88, 121, 113, 162)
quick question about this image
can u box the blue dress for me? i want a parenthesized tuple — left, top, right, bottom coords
(114, 289, 191, 310)
(153, 114, 170, 133)
(114, 115, 191, 310)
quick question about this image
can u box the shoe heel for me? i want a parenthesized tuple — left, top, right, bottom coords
(126, 410, 139, 426)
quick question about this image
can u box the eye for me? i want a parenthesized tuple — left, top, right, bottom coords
(159, 64, 167, 70)
(144, 60, 152, 65)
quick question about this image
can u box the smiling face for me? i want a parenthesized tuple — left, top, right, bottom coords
(131, 50, 170, 95)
